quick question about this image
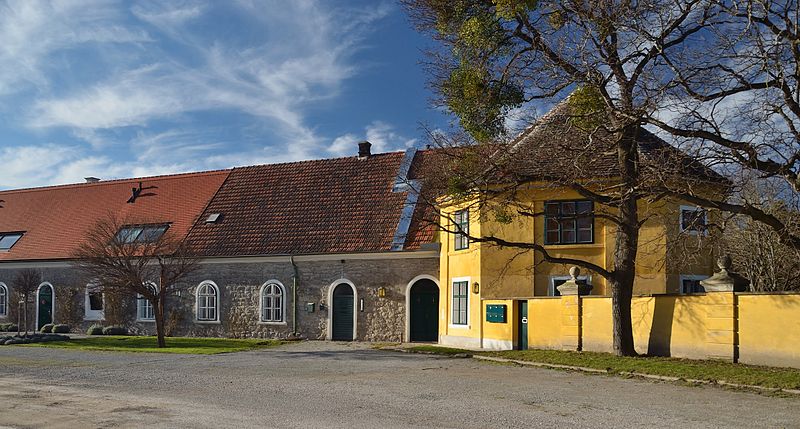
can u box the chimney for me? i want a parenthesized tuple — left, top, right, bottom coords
(358, 141, 372, 159)
(84, 177, 100, 183)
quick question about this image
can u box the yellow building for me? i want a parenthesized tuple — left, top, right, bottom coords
(434, 106, 722, 350)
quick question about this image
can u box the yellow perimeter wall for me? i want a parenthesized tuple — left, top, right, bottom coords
(475, 292, 800, 369)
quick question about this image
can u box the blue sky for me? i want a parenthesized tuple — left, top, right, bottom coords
(0, 0, 449, 189)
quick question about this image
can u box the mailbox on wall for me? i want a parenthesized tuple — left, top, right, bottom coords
(486, 304, 507, 323)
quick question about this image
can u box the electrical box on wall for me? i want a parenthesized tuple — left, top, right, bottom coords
(486, 304, 507, 323)
(306, 303, 315, 313)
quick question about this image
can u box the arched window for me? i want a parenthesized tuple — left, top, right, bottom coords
(196, 281, 219, 322)
(137, 282, 157, 321)
(0, 283, 7, 317)
(260, 282, 284, 323)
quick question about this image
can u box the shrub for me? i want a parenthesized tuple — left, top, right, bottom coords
(102, 326, 128, 336)
(87, 324, 104, 335)
(0, 323, 19, 332)
(53, 324, 70, 334)
(40, 324, 54, 333)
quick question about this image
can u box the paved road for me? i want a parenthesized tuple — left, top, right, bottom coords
(1, 341, 798, 428)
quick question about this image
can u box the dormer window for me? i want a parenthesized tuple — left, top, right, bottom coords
(0, 232, 24, 250)
(115, 224, 170, 244)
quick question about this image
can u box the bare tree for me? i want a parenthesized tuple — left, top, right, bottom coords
(73, 214, 199, 348)
(11, 269, 41, 335)
(404, 0, 725, 355)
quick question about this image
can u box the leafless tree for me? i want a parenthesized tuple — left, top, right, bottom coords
(11, 269, 41, 335)
(73, 214, 199, 348)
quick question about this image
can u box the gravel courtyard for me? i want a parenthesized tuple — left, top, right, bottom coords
(1, 341, 798, 428)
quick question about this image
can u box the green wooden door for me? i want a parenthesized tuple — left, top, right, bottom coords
(410, 280, 439, 342)
(332, 284, 354, 341)
(38, 285, 53, 329)
(518, 301, 528, 350)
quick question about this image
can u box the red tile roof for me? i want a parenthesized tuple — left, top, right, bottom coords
(186, 151, 436, 256)
(0, 171, 230, 261)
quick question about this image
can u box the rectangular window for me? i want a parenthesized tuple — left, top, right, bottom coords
(115, 224, 170, 244)
(0, 232, 24, 250)
(680, 275, 706, 294)
(84, 285, 104, 321)
(680, 206, 707, 234)
(137, 295, 155, 321)
(453, 209, 469, 250)
(544, 200, 593, 245)
(451, 280, 469, 325)
(549, 276, 591, 296)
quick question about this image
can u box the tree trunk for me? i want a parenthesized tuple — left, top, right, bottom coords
(153, 297, 166, 348)
(611, 124, 641, 357)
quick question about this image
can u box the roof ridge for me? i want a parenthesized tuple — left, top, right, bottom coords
(233, 150, 405, 171)
(0, 168, 232, 195)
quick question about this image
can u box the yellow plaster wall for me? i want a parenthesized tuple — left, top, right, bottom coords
(481, 299, 517, 350)
(738, 294, 800, 368)
(528, 298, 563, 349)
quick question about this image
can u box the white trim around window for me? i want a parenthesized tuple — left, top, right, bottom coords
(549, 275, 592, 296)
(84, 283, 105, 321)
(449, 276, 471, 329)
(679, 274, 707, 294)
(259, 280, 287, 325)
(679, 205, 708, 235)
(195, 280, 220, 324)
(0, 282, 7, 318)
(137, 282, 157, 322)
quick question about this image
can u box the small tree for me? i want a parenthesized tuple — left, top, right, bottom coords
(11, 269, 41, 335)
(73, 214, 199, 348)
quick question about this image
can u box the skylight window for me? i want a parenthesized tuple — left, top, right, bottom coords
(115, 225, 170, 244)
(0, 232, 23, 250)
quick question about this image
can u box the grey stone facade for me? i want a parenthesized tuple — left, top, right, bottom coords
(0, 254, 439, 342)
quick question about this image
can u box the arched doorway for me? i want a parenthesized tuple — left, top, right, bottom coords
(408, 278, 439, 342)
(331, 283, 355, 341)
(36, 283, 54, 330)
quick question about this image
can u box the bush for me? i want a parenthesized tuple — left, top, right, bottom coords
(40, 324, 54, 333)
(53, 324, 70, 334)
(102, 326, 128, 336)
(87, 324, 104, 335)
(0, 323, 19, 332)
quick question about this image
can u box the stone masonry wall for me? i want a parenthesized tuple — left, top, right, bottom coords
(0, 255, 439, 342)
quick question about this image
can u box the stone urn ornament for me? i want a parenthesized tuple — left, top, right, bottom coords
(556, 266, 593, 296)
(699, 255, 750, 292)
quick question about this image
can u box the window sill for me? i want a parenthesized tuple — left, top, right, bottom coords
(195, 320, 221, 325)
(448, 324, 471, 330)
(136, 319, 156, 323)
(84, 316, 104, 321)
(258, 321, 287, 326)
(542, 243, 602, 249)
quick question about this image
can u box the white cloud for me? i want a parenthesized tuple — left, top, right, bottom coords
(328, 121, 417, 157)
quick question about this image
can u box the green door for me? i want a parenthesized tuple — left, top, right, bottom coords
(38, 285, 53, 329)
(410, 280, 439, 342)
(332, 284, 354, 341)
(518, 300, 528, 350)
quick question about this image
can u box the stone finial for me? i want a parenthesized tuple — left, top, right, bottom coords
(557, 266, 593, 296)
(700, 255, 750, 292)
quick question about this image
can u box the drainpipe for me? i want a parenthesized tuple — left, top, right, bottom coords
(290, 255, 298, 335)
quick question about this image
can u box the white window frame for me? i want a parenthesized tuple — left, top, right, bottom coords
(195, 281, 220, 323)
(449, 276, 471, 329)
(137, 282, 157, 322)
(0, 282, 7, 317)
(548, 275, 592, 296)
(84, 283, 105, 321)
(679, 205, 708, 235)
(259, 280, 286, 325)
(679, 274, 707, 294)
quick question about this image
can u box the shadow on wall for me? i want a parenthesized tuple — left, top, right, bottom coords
(647, 297, 674, 356)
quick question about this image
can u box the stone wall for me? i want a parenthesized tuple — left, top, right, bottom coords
(0, 255, 439, 341)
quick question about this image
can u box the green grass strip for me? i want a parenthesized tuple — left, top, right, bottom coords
(18, 336, 285, 355)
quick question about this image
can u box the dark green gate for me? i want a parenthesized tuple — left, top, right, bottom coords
(332, 284, 354, 341)
(37, 284, 53, 330)
(409, 279, 439, 342)
(518, 300, 528, 350)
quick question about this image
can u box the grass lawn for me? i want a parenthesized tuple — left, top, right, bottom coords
(406, 345, 800, 390)
(19, 336, 285, 355)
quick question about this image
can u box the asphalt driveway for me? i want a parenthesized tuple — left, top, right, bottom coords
(0, 341, 798, 428)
